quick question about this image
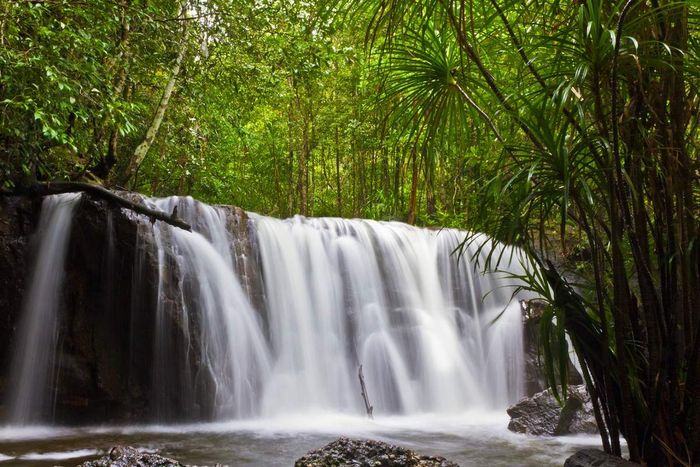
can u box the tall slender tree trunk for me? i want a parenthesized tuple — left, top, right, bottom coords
(407, 148, 418, 224)
(122, 2, 187, 186)
(95, 0, 131, 180)
(351, 140, 358, 216)
(294, 85, 308, 216)
(382, 141, 390, 201)
(287, 99, 295, 216)
(425, 148, 436, 219)
(393, 147, 403, 214)
(335, 126, 342, 216)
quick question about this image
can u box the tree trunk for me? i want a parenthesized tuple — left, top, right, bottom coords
(425, 148, 436, 219)
(407, 148, 418, 225)
(287, 99, 295, 216)
(94, 0, 131, 180)
(121, 4, 187, 186)
(18, 181, 191, 230)
(335, 126, 342, 216)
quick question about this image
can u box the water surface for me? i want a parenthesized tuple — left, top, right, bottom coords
(0, 413, 605, 466)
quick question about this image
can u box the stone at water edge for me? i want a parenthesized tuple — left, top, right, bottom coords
(507, 384, 598, 436)
(77, 445, 185, 467)
(295, 437, 459, 467)
(555, 385, 598, 435)
(506, 388, 561, 435)
(564, 449, 639, 466)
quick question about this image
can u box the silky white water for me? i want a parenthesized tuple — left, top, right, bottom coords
(253, 215, 525, 417)
(6, 193, 81, 424)
(5, 194, 529, 424)
(141, 197, 528, 420)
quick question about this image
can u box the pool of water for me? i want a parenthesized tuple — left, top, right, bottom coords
(0, 412, 608, 466)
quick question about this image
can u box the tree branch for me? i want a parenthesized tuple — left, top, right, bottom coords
(17, 181, 191, 231)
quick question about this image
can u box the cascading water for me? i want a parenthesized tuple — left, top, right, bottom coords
(252, 216, 525, 417)
(4, 194, 529, 424)
(146, 197, 271, 420)
(6, 193, 81, 424)
(142, 197, 527, 419)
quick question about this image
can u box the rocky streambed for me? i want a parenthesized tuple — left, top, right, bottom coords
(36, 438, 635, 467)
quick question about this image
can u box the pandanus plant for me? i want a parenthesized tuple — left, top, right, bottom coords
(334, 0, 700, 464)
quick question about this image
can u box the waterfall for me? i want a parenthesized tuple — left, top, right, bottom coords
(5, 194, 528, 424)
(6, 193, 81, 424)
(144, 198, 526, 419)
(252, 216, 525, 416)
(146, 197, 271, 420)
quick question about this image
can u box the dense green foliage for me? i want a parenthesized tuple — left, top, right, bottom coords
(1, 0, 481, 223)
(344, 0, 699, 464)
(1, 0, 699, 464)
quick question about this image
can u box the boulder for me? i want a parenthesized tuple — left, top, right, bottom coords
(77, 445, 184, 467)
(564, 449, 638, 467)
(555, 385, 598, 435)
(507, 388, 561, 435)
(294, 437, 459, 467)
(521, 304, 583, 396)
(507, 384, 597, 436)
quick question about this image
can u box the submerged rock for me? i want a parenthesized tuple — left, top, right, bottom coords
(507, 384, 597, 436)
(564, 449, 638, 466)
(77, 445, 184, 467)
(294, 437, 459, 467)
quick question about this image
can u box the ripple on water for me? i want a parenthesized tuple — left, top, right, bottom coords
(20, 449, 101, 461)
(0, 414, 615, 467)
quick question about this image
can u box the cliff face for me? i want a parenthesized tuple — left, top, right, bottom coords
(0, 193, 259, 423)
(0, 195, 38, 404)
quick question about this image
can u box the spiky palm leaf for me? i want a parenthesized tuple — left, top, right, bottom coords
(339, 0, 700, 463)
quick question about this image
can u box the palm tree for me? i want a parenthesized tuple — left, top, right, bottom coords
(339, 0, 700, 463)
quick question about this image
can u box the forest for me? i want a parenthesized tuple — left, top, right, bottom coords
(1, 0, 699, 465)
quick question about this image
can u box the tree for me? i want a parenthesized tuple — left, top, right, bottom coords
(121, 1, 189, 186)
(0, 0, 199, 189)
(344, 0, 699, 463)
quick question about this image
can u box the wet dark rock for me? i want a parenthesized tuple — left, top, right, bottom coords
(52, 195, 160, 423)
(507, 384, 597, 436)
(0, 195, 39, 394)
(564, 449, 638, 467)
(294, 437, 459, 467)
(521, 307, 583, 396)
(555, 385, 598, 435)
(507, 388, 561, 435)
(77, 445, 184, 467)
(220, 205, 266, 316)
(0, 192, 249, 423)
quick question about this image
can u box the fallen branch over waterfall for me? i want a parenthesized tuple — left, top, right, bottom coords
(358, 365, 373, 419)
(20, 181, 192, 231)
